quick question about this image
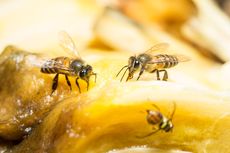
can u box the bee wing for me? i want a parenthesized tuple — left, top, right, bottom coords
(58, 31, 82, 59)
(147, 54, 190, 64)
(144, 43, 170, 55)
(26, 55, 51, 68)
(42, 59, 73, 72)
(173, 54, 191, 62)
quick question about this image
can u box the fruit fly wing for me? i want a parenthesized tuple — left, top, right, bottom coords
(58, 31, 82, 59)
(145, 43, 169, 55)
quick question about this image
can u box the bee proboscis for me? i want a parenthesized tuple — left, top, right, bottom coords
(41, 31, 96, 94)
(116, 43, 190, 82)
(137, 102, 176, 138)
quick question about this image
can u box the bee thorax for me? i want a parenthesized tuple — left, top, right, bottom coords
(138, 54, 152, 63)
(70, 59, 85, 73)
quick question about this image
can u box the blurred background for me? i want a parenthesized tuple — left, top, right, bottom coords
(0, 0, 230, 61)
(1, 0, 230, 152)
(1, 0, 230, 89)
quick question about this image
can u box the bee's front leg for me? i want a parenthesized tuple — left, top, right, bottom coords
(85, 79, 89, 91)
(51, 73, 59, 95)
(75, 77, 81, 93)
(137, 66, 145, 81)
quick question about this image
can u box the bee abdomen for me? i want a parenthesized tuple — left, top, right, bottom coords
(41, 59, 59, 74)
(162, 55, 178, 68)
(41, 67, 57, 74)
(147, 111, 163, 125)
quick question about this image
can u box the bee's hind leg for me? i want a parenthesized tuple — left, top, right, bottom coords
(150, 69, 160, 80)
(159, 70, 168, 81)
(51, 73, 59, 95)
(65, 75, 72, 91)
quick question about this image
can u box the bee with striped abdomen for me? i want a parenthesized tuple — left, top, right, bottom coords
(137, 102, 176, 138)
(41, 31, 96, 94)
(116, 43, 190, 82)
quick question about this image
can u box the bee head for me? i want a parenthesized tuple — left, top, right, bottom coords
(79, 65, 97, 82)
(162, 101, 176, 132)
(127, 56, 140, 81)
(160, 118, 173, 132)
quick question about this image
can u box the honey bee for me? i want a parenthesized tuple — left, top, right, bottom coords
(137, 102, 176, 138)
(41, 31, 96, 94)
(116, 43, 190, 81)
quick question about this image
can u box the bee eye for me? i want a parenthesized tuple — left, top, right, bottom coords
(79, 69, 87, 78)
(134, 60, 140, 68)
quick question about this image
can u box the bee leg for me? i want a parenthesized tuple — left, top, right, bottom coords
(65, 75, 72, 91)
(86, 79, 89, 91)
(152, 126, 158, 130)
(156, 70, 161, 80)
(151, 69, 160, 80)
(75, 77, 81, 93)
(51, 73, 59, 95)
(93, 73, 97, 83)
(152, 103, 160, 111)
(159, 70, 168, 81)
(137, 67, 145, 80)
(136, 129, 160, 138)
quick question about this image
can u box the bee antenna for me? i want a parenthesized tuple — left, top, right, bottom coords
(120, 67, 129, 82)
(169, 101, 176, 120)
(152, 103, 160, 111)
(93, 73, 97, 83)
(116, 65, 128, 77)
(136, 129, 160, 138)
(139, 110, 146, 114)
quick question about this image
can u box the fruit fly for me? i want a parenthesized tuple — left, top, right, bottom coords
(116, 43, 190, 82)
(41, 31, 96, 94)
(137, 102, 176, 138)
